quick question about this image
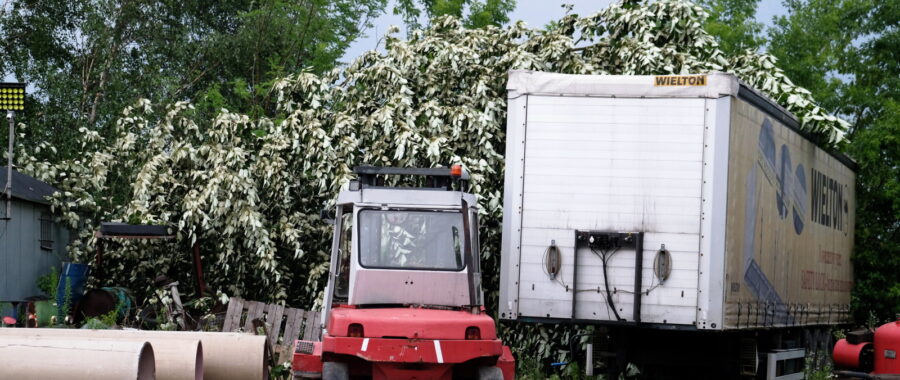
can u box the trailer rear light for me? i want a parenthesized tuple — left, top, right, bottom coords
(348, 323, 364, 338)
(465, 326, 481, 340)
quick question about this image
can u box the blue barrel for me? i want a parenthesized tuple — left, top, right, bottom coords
(56, 263, 89, 311)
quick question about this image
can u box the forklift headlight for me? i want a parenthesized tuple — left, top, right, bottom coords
(348, 323, 365, 338)
(465, 326, 481, 340)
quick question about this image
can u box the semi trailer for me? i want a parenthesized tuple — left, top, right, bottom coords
(498, 70, 857, 378)
(292, 166, 514, 380)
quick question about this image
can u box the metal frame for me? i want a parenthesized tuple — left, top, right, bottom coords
(765, 349, 805, 380)
(354, 207, 467, 272)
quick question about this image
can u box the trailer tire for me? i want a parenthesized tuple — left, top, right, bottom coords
(477, 366, 504, 380)
(322, 361, 349, 380)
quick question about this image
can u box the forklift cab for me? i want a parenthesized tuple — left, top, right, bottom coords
(294, 166, 514, 380)
(322, 166, 484, 327)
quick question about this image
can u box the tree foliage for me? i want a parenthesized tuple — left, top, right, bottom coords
(696, 0, 765, 55)
(0, 0, 386, 162)
(393, 0, 516, 31)
(15, 0, 852, 364)
(764, 0, 900, 323)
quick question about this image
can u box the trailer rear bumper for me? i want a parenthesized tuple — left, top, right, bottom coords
(291, 338, 514, 379)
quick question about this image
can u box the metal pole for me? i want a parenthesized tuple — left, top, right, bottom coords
(585, 342, 594, 376)
(5, 110, 13, 220)
(632, 232, 644, 323)
(461, 198, 479, 314)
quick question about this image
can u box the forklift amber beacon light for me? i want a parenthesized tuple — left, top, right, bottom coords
(450, 164, 463, 178)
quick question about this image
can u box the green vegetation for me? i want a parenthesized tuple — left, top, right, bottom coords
(0, 0, 387, 164)
(695, 0, 765, 55)
(394, 0, 516, 31)
(36, 266, 59, 300)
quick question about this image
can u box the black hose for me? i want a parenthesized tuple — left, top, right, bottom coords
(594, 247, 623, 321)
(833, 370, 874, 379)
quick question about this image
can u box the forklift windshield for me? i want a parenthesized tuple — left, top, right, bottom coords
(358, 209, 465, 271)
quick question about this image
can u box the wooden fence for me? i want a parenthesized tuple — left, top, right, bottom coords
(222, 297, 321, 362)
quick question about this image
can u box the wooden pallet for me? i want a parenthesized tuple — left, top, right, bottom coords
(222, 297, 321, 363)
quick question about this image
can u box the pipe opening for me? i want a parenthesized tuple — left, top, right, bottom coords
(137, 342, 156, 380)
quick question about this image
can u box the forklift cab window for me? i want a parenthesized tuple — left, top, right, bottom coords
(358, 210, 465, 271)
(334, 210, 352, 298)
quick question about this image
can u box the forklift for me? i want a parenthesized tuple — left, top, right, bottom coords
(291, 165, 514, 380)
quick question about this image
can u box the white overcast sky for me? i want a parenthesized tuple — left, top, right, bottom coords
(341, 0, 786, 63)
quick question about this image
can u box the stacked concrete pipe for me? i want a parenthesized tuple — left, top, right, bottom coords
(0, 337, 155, 379)
(0, 329, 268, 380)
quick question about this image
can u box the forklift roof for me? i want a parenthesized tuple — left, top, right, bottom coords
(337, 187, 477, 208)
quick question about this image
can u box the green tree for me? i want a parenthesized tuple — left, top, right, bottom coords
(393, 0, 516, 32)
(768, 0, 900, 322)
(696, 0, 765, 55)
(767, 0, 868, 112)
(841, 0, 900, 323)
(0, 0, 385, 163)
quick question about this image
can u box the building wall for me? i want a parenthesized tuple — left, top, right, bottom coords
(0, 199, 69, 301)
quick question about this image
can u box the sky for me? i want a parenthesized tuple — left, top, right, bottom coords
(341, 0, 787, 63)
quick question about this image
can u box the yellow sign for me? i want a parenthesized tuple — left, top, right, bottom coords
(654, 75, 707, 86)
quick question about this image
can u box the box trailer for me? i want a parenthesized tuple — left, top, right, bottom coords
(498, 70, 856, 376)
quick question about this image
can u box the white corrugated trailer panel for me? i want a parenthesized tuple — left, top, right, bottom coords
(514, 95, 706, 324)
(498, 70, 742, 327)
(499, 71, 855, 330)
(500, 70, 855, 331)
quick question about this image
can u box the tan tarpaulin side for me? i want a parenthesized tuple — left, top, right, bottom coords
(0, 328, 202, 380)
(0, 336, 154, 380)
(722, 97, 855, 329)
(0, 329, 266, 380)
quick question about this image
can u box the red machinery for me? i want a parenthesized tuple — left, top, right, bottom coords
(291, 166, 514, 380)
(833, 317, 900, 379)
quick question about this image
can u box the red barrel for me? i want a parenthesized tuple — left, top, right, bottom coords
(874, 319, 900, 374)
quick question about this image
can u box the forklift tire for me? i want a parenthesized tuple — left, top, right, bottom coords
(476, 366, 504, 380)
(322, 361, 349, 380)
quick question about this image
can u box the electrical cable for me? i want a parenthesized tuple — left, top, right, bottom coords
(590, 246, 623, 321)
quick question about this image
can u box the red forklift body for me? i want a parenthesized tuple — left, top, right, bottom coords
(292, 166, 514, 379)
(328, 307, 498, 340)
(292, 307, 515, 379)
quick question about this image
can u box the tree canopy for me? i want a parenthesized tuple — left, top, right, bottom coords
(393, 0, 517, 31)
(0, 0, 386, 162)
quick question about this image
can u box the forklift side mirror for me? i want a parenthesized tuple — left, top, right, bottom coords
(320, 208, 335, 225)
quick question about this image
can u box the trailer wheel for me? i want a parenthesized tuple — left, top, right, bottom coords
(476, 366, 504, 380)
(322, 361, 349, 380)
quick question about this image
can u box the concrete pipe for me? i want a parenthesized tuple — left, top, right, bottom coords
(0, 337, 154, 380)
(0, 329, 267, 380)
(0, 329, 202, 380)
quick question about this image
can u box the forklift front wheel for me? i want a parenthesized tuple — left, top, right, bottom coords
(477, 366, 504, 380)
(322, 361, 349, 380)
